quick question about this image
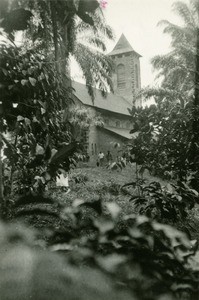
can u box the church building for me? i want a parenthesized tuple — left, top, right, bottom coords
(72, 34, 142, 162)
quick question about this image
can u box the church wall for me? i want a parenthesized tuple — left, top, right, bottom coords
(69, 98, 130, 162)
(133, 55, 142, 107)
(87, 107, 98, 160)
(87, 126, 127, 165)
(96, 128, 127, 161)
(87, 109, 131, 164)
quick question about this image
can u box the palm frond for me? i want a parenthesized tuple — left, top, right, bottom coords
(158, 20, 194, 47)
(73, 43, 114, 101)
(75, 11, 115, 41)
(172, 1, 196, 28)
(151, 53, 179, 71)
(190, 0, 199, 22)
(139, 86, 186, 107)
(82, 36, 106, 51)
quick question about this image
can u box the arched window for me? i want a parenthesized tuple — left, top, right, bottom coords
(91, 143, 94, 155)
(95, 143, 97, 154)
(117, 64, 126, 89)
(135, 64, 139, 88)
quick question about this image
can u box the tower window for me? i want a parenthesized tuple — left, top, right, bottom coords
(135, 64, 139, 88)
(117, 64, 126, 89)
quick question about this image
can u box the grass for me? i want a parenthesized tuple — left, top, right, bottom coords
(48, 164, 199, 240)
(11, 163, 199, 241)
(49, 164, 167, 215)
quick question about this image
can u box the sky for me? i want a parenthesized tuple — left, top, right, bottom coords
(72, 0, 189, 88)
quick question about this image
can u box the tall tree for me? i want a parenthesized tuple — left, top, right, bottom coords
(142, 0, 198, 107)
(21, 0, 114, 98)
(0, 0, 114, 202)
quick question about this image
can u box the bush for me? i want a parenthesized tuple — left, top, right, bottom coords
(0, 222, 134, 300)
(49, 197, 199, 300)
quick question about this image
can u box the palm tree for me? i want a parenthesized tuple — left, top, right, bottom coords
(22, 0, 114, 99)
(72, 13, 114, 99)
(142, 0, 198, 107)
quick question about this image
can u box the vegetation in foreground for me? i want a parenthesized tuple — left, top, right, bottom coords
(3, 165, 199, 300)
(0, 0, 199, 300)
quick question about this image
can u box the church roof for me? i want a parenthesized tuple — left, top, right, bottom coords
(103, 126, 133, 140)
(72, 81, 132, 116)
(108, 34, 141, 57)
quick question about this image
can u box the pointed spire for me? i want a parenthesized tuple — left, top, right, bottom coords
(109, 33, 141, 57)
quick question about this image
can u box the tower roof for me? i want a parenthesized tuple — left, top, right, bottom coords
(108, 33, 141, 57)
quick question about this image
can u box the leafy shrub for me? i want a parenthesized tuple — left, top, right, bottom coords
(4, 187, 199, 300)
(0, 44, 80, 196)
(6, 195, 65, 236)
(0, 221, 134, 300)
(127, 103, 197, 182)
(127, 181, 199, 222)
(49, 197, 199, 300)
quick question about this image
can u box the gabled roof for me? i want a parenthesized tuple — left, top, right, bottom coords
(108, 34, 141, 57)
(72, 81, 132, 116)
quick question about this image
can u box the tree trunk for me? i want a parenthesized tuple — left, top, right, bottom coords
(190, 28, 199, 170)
(10, 133, 18, 195)
(0, 140, 3, 204)
(50, 1, 59, 64)
(0, 105, 4, 214)
(188, 27, 199, 190)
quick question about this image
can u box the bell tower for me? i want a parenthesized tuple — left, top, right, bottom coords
(109, 34, 142, 107)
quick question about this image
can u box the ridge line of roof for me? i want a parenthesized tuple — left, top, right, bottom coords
(72, 81, 132, 116)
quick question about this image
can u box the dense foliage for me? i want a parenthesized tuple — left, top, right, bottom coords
(127, 0, 199, 196)
(0, 1, 199, 300)
(141, 0, 198, 106)
(127, 103, 195, 180)
(0, 221, 133, 300)
(0, 0, 113, 196)
(3, 194, 199, 300)
(1, 45, 77, 195)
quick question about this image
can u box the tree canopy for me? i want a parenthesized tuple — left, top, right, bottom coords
(141, 0, 198, 107)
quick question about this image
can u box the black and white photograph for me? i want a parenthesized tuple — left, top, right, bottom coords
(0, 0, 199, 299)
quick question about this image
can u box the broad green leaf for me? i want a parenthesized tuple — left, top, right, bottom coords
(17, 115, 24, 121)
(73, 199, 85, 207)
(105, 202, 121, 219)
(152, 223, 191, 248)
(24, 118, 31, 126)
(29, 77, 37, 86)
(33, 116, 38, 122)
(94, 217, 114, 234)
(96, 254, 126, 272)
(2, 68, 8, 76)
(41, 108, 46, 114)
(21, 79, 28, 85)
(36, 144, 45, 155)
